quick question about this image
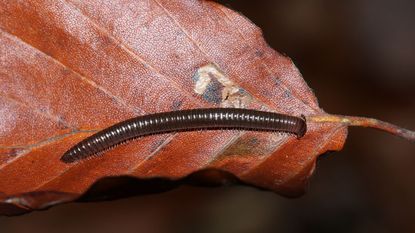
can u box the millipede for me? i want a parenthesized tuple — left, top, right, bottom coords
(61, 108, 307, 163)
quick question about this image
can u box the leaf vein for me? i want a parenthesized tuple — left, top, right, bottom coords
(64, 0, 207, 107)
(0, 93, 74, 133)
(0, 28, 141, 115)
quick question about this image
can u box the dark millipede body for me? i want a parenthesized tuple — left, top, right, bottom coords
(61, 108, 307, 163)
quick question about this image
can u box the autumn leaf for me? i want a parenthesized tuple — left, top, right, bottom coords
(0, 0, 413, 216)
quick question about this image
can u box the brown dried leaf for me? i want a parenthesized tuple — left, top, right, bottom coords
(0, 0, 413, 215)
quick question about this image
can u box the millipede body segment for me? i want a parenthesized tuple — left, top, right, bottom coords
(61, 108, 307, 163)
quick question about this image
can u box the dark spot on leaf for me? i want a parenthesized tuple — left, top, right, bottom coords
(110, 96, 118, 102)
(224, 93, 229, 100)
(238, 88, 247, 95)
(61, 67, 72, 76)
(202, 78, 223, 104)
(6, 148, 22, 157)
(0, 149, 20, 164)
(171, 99, 183, 110)
(284, 90, 292, 99)
(255, 50, 264, 57)
(191, 66, 208, 82)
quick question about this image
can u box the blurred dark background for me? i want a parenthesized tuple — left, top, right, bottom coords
(1, 0, 414, 232)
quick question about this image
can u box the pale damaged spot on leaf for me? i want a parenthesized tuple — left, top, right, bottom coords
(193, 63, 253, 107)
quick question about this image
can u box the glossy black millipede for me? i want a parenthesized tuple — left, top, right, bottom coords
(61, 108, 307, 163)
